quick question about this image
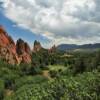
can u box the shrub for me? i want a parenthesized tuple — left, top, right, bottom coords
(6, 71, 100, 100)
(49, 70, 59, 78)
(30, 66, 42, 75)
(15, 75, 48, 90)
(0, 79, 4, 100)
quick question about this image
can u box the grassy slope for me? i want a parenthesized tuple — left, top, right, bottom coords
(48, 65, 67, 71)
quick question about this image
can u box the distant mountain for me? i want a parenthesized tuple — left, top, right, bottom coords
(57, 43, 100, 51)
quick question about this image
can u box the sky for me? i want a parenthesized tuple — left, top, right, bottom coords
(0, 0, 100, 48)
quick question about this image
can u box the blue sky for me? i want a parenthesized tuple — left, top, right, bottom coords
(0, 9, 50, 48)
(0, 0, 100, 47)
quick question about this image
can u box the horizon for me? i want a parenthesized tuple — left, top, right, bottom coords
(0, 0, 100, 48)
(1, 24, 100, 49)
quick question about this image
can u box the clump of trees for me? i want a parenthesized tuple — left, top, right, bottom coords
(0, 49, 100, 100)
(6, 71, 100, 100)
(64, 50, 100, 75)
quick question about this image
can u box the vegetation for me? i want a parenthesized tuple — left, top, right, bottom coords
(0, 49, 100, 100)
(5, 71, 100, 100)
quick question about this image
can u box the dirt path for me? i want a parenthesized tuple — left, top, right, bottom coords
(42, 70, 51, 79)
(5, 89, 13, 96)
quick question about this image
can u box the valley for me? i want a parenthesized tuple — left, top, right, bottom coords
(0, 26, 100, 100)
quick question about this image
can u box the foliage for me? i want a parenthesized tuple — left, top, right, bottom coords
(15, 75, 48, 90)
(0, 79, 4, 100)
(0, 49, 100, 100)
(6, 71, 100, 100)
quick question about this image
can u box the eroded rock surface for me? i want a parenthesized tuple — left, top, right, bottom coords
(0, 26, 19, 64)
(0, 26, 31, 64)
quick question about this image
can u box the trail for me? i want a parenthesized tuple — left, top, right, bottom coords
(5, 89, 13, 96)
(42, 70, 52, 80)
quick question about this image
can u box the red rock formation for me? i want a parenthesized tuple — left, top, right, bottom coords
(48, 45, 56, 53)
(20, 52, 31, 64)
(25, 42, 31, 54)
(16, 39, 31, 64)
(16, 39, 25, 55)
(33, 40, 42, 53)
(0, 26, 32, 64)
(0, 26, 19, 64)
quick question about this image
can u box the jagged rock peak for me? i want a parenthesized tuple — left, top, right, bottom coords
(16, 39, 31, 54)
(0, 26, 32, 64)
(0, 25, 19, 64)
(24, 42, 31, 54)
(33, 40, 42, 52)
(48, 45, 56, 53)
(16, 39, 25, 55)
(16, 38, 31, 64)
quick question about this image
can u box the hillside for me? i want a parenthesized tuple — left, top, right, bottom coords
(0, 26, 100, 100)
(57, 43, 100, 51)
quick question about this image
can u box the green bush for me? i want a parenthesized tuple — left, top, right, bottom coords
(15, 75, 48, 90)
(49, 70, 60, 78)
(0, 79, 4, 100)
(30, 66, 42, 75)
(0, 49, 100, 100)
(6, 71, 100, 100)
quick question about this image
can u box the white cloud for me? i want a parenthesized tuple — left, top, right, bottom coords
(0, 0, 100, 47)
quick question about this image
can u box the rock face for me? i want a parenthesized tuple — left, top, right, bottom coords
(0, 25, 57, 65)
(25, 42, 31, 54)
(0, 26, 31, 64)
(0, 26, 19, 64)
(48, 45, 56, 53)
(33, 40, 42, 52)
(16, 39, 31, 64)
(16, 39, 25, 55)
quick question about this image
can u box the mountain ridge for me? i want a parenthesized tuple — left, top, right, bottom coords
(57, 43, 100, 51)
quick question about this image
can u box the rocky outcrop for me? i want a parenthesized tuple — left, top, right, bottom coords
(16, 39, 31, 64)
(20, 53, 32, 64)
(0, 26, 19, 65)
(48, 45, 56, 53)
(16, 39, 25, 55)
(33, 40, 42, 53)
(0, 26, 32, 64)
(0, 25, 57, 65)
(25, 42, 31, 54)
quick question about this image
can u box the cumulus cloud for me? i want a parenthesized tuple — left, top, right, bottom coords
(0, 0, 100, 47)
